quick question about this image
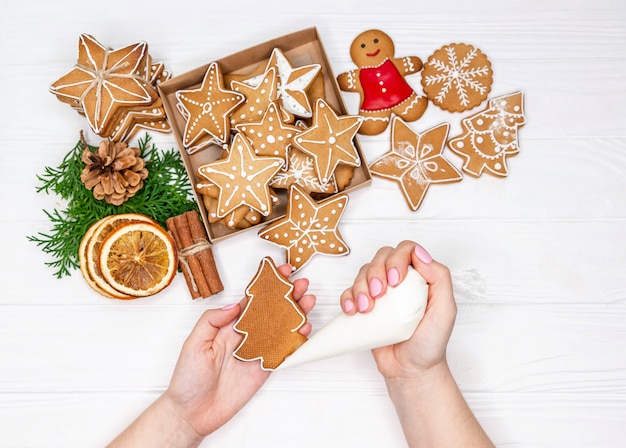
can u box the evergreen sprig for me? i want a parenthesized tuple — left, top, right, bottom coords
(28, 133, 198, 278)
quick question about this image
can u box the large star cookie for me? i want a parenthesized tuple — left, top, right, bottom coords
(369, 118, 463, 211)
(50, 34, 156, 135)
(448, 91, 525, 177)
(197, 132, 283, 218)
(176, 61, 245, 150)
(233, 256, 307, 371)
(293, 98, 362, 185)
(258, 184, 349, 272)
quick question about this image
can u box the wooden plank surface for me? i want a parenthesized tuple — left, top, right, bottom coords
(1, 0, 625, 446)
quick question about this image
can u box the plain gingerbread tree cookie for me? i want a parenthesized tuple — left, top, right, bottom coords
(337, 29, 428, 135)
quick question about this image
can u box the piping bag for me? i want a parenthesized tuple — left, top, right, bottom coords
(277, 267, 428, 370)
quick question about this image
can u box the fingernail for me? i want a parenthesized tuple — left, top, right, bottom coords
(357, 293, 369, 312)
(343, 299, 355, 313)
(221, 302, 239, 310)
(387, 267, 400, 286)
(414, 245, 433, 264)
(369, 278, 383, 297)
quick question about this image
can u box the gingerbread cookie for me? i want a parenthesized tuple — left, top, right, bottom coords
(236, 48, 322, 119)
(332, 163, 356, 193)
(421, 43, 493, 112)
(230, 67, 280, 127)
(258, 184, 350, 272)
(448, 91, 525, 177)
(108, 97, 167, 142)
(337, 29, 428, 135)
(196, 180, 263, 230)
(235, 101, 301, 159)
(176, 61, 245, 151)
(196, 132, 283, 218)
(293, 98, 362, 185)
(270, 147, 338, 195)
(233, 256, 308, 371)
(369, 118, 463, 211)
(50, 34, 161, 138)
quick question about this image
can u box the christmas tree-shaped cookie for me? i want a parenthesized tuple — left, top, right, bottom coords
(447, 91, 525, 177)
(233, 257, 308, 370)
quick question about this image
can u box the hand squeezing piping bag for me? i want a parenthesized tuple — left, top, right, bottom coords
(277, 267, 428, 370)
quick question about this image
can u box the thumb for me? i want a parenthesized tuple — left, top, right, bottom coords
(190, 304, 241, 343)
(410, 246, 457, 318)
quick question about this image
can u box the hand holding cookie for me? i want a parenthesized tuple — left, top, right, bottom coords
(163, 261, 315, 437)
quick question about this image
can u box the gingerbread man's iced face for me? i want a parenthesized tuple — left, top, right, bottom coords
(349, 30, 395, 67)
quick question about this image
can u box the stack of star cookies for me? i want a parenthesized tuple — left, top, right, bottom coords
(174, 48, 363, 232)
(50, 34, 171, 141)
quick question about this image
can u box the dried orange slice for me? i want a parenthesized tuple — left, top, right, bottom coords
(79, 213, 156, 299)
(98, 220, 177, 297)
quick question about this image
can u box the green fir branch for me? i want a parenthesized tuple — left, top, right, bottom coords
(28, 133, 198, 278)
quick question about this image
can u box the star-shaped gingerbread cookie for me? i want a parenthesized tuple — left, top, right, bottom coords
(293, 98, 362, 185)
(230, 67, 280, 127)
(176, 61, 245, 149)
(50, 34, 156, 135)
(258, 184, 349, 272)
(246, 48, 321, 118)
(235, 101, 301, 160)
(369, 118, 463, 211)
(197, 132, 283, 218)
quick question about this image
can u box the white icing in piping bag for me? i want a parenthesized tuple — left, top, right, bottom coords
(277, 267, 428, 370)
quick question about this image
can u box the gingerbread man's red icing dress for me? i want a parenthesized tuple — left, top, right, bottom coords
(359, 59, 415, 111)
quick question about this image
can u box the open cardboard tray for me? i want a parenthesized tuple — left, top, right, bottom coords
(159, 27, 371, 242)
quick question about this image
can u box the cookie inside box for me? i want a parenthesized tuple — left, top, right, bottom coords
(159, 27, 371, 242)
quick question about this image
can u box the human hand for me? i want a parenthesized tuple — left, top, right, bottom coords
(163, 264, 315, 439)
(339, 240, 456, 379)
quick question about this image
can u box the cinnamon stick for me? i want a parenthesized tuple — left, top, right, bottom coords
(166, 217, 201, 299)
(174, 214, 212, 298)
(185, 210, 224, 294)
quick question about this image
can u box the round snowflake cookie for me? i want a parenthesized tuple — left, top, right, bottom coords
(421, 43, 493, 112)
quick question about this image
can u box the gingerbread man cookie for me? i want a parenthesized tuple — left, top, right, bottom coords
(337, 29, 428, 135)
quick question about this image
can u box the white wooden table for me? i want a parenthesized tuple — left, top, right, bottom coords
(1, 1, 625, 446)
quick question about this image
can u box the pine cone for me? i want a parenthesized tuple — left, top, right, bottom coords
(80, 140, 149, 206)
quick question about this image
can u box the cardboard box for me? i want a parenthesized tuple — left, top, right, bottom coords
(159, 27, 371, 242)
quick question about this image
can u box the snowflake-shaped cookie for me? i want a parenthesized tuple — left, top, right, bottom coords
(421, 43, 493, 112)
